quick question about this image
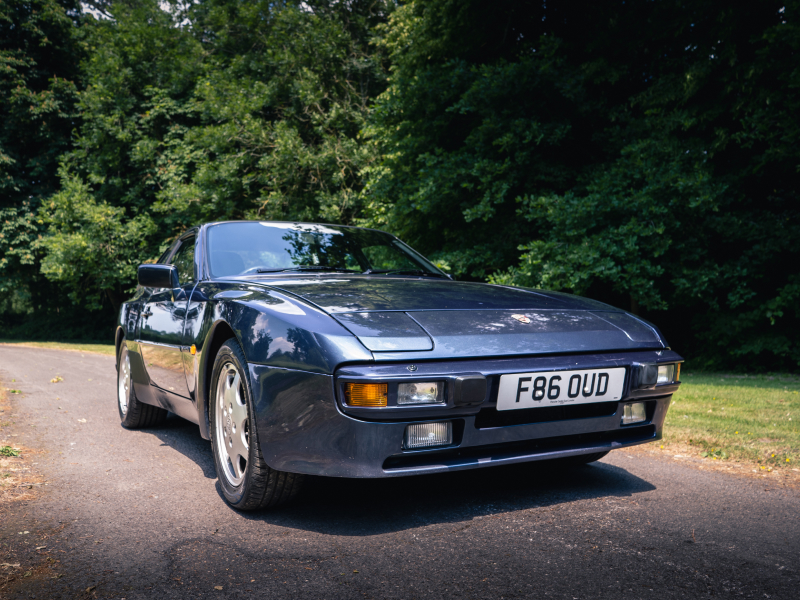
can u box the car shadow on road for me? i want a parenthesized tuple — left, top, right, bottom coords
(233, 457, 656, 536)
(147, 413, 218, 479)
(143, 414, 657, 536)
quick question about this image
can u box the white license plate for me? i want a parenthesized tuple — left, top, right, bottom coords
(497, 368, 625, 411)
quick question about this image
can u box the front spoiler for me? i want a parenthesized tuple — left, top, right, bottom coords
(380, 423, 657, 474)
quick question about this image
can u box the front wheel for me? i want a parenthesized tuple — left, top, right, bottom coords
(209, 339, 304, 510)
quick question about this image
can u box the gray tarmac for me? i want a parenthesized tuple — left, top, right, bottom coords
(0, 345, 798, 599)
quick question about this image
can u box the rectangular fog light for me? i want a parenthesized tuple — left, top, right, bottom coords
(622, 402, 647, 425)
(398, 381, 443, 405)
(404, 422, 452, 449)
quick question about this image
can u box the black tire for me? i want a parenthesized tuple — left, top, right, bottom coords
(117, 342, 168, 428)
(209, 339, 304, 510)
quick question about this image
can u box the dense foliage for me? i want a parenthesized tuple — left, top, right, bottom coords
(38, 0, 389, 313)
(0, 0, 85, 333)
(1, 0, 798, 370)
(364, 0, 800, 370)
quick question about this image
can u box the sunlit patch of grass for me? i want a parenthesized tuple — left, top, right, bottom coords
(0, 340, 115, 356)
(664, 373, 800, 469)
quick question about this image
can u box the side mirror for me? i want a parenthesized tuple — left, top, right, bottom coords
(137, 264, 179, 289)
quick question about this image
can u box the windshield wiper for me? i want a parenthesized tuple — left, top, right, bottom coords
(256, 266, 361, 274)
(362, 269, 448, 278)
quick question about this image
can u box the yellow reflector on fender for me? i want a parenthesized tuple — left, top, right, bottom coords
(345, 383, 388, 407)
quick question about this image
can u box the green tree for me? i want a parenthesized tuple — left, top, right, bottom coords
(364, 0, 800, 369)
(154, 0, 390, 226)
(0, 0, 84, 323)
(42, 0, 390, 316)
(42, 0, 203, 313)
(39, 170, 157, 311)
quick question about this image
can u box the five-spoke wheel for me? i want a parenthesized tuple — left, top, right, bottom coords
(214, 362, 250, 486)
(209, 339, 304, 510)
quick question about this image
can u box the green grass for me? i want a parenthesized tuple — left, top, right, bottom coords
(0, 446, 20, 457)
(0, 340, 115, 356)
(666, 372, 800, 468)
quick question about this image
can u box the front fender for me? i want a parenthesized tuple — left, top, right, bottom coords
(189, 283, 372, 440)
(226, 290, 372, 373)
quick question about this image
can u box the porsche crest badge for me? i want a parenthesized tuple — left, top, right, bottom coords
(511, 314, 531, 324)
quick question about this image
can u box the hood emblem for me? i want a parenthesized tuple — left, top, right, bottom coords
(407, 365, 418, 372)
(511, 314, 531, 324)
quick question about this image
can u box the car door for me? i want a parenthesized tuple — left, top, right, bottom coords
(138, 234, 197, 397)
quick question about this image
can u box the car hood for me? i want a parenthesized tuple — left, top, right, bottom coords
(259, 276, 665, 356)
(266, 277, 612, 312)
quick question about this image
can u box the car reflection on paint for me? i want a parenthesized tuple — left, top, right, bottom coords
(115, 221, 682, 510)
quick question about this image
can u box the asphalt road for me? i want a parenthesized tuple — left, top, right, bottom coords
(1, 345, 798, 600)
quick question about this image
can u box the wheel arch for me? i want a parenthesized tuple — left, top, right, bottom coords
(196, 319, 241, 440)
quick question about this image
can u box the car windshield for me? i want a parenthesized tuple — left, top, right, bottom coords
(206, 222, 445, 278)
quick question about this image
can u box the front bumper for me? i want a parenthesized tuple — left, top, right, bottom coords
(249, 349, 681, 478)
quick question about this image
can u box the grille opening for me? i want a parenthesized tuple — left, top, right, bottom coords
(474, 401, 619, 429)
(383, 425, 656, 471)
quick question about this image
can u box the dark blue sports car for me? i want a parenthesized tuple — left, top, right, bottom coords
(115, 221, 682, 510)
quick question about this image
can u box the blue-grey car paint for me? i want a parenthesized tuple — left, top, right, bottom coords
(116, 221, 682, 478)
(247, 349, 681, 477)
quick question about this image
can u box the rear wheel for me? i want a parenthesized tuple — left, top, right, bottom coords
(117, 342, 168, 428)
(209, 339, 304, 510)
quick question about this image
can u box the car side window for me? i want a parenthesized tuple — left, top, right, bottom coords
(171, 237, 196, 286)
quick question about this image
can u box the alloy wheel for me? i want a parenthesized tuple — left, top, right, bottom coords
(215, 362, 250, 486)
(118, 350, 130, 416)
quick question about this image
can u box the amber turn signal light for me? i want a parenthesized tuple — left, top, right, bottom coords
(345, 383, 388, 407)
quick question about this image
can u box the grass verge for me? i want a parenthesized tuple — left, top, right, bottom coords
(0, 340, 115, 356)
(653, 372, 800, 475)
